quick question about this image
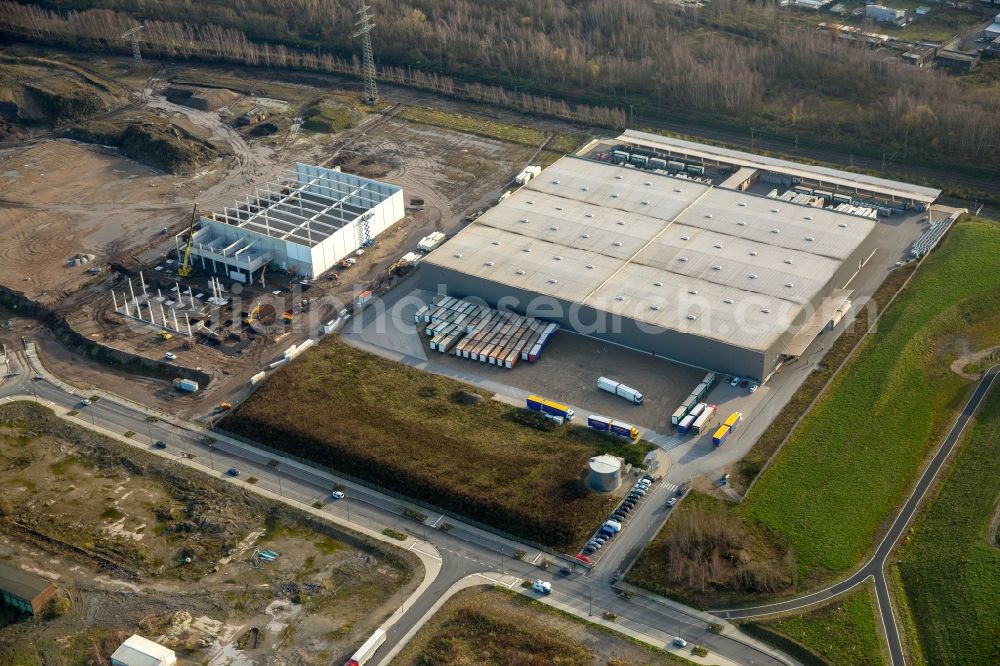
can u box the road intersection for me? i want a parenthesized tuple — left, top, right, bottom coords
(0, 339, 792, 666)
(6, 333, 992, 666)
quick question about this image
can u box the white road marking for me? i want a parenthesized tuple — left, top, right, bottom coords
(408, 543, 442, 561)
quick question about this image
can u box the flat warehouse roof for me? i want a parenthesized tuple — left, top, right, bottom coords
(204, 164, 400, 248)
(619, 129, 941, 204)
(0, 562, 53, 601)
(424, 156, 876, 352)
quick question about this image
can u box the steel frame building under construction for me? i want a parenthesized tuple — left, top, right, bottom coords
(176, 164, 404, 281)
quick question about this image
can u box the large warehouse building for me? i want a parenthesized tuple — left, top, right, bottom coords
(419, 144, 934, 380)
(177, 164, 404, 281)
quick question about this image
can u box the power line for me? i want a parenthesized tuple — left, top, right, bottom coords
(121, 24, 145, 69)
(353, 1, 378, 105)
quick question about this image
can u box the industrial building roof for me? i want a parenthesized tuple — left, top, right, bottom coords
(424, 157, 875, 352)
(0, 562, 55, 601)
(203, 164, 400, 247)
(619, 129, 941, 204)
(110, 635, 176, 666)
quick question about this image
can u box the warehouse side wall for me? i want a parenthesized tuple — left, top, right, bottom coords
(417, 264, 768, 378)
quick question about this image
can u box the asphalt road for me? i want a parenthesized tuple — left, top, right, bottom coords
(0, 339, 793, 666)
(711, 365, 1000, 666)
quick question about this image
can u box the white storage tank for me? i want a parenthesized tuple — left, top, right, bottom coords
(587, 454, 623, 492)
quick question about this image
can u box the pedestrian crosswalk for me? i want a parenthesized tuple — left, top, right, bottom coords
(661, 482, 678, 494)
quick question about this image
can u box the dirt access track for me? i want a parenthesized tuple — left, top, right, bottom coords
(0, 401, 417, 666)
(2, 50, 558, 418)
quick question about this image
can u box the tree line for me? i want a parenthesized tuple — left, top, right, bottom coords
(4, 0, 999, 171)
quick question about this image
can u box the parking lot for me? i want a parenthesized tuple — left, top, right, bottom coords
(344, 287, 709, 432)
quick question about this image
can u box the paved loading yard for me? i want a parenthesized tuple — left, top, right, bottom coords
(344, 287, 707, 432)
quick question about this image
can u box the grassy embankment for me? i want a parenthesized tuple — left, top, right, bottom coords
(222, 339, 654, 551)
(732, 262, 915, 491)
(628, 218, 1000, 608)
(742, 583, 887, 666)
(893, 386, 1000, 666)
(399, 105, 584, 152)
(740, 583, 888, 666)
(741, 217, 1000, 575)
(392, 586, 696, 666)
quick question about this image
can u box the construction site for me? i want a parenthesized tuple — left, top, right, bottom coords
(0, 45, 547, 418)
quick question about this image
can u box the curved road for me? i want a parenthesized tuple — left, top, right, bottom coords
(711, 365, 1000, 666)
(0, 338, 792, 666)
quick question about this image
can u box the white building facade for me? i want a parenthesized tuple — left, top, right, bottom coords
(177, 164, 404, 281)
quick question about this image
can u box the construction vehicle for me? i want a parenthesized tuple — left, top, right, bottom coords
(214, 402, 232, 413)
(282, 311, 295, 324)
(388, 252, 421, 277)
(158, 330, 174, 340)
(243, 303, 262, 326)
(177, 204, 198, 278)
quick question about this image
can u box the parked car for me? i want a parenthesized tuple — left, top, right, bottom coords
(330, 491, 345, 500)
(676, 484, 688, 497)
(594, 536, 608, 545)
(720, 473, 730, 485)
(749, 383, 759, 393)
(587, 540, 603, 551)
(532, 580, 552, 595)
(164, 352, 177, 361)
(575, 554, 592, 565)
(558, 566, 573, 576)
(739, 379, 749, 388)
(583, 544, 597, 554)
(153, 440, 167, 449)
(637, 480, 651, 489)
(227, 468, 240, 477)
(672, 637, 687, 648)
(730, 376, 740, 387)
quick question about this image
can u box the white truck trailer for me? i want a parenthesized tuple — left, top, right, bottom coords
(596, 376, 643, 404)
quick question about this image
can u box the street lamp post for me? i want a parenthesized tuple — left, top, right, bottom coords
(88, 401, 96, 426)
(267, 459, 282, 496)
(207, 445, 215, 471)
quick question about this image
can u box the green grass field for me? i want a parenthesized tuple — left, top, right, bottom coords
(741, 218, 1000, 575)
(222, 339, 653, 551)
(894, 386, 1000, 665)
(399, 105, 548, 146)
(744, 583, 887, 666)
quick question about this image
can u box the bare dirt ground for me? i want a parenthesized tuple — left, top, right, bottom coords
(0, 402, 417, 666)
(0, 140, 194, 304)
(0, 49, 575, 420)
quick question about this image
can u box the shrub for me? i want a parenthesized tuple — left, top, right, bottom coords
(382, 528, 407, 541)
(403, 507, 427, 523)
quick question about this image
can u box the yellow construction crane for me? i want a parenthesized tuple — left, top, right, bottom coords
(177, 203, 198, 278)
